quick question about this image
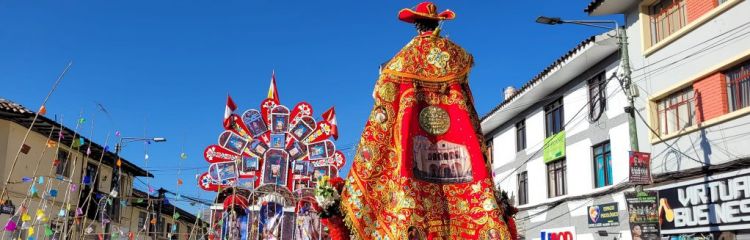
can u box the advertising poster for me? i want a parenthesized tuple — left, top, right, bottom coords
(625, 191, 660, 240)
(587, 202, 619, 228)
(657, 171, 750, 235)
(629, 151, 652, 184)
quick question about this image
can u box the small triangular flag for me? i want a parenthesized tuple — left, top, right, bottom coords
(180, 153, 188, 160)
(177, 179, 183, 185)
(21, 213, 31, 222)
(38, 106, 47, 115)
(172, 212, 180, 219)
(49, 189, 58, 197)
(58, 209, 65, 217)
(4, 220, 17, 231)
(44, 226, 53, 236)
(116, 159, 122, 167)
(78, 118, 86, 124)
(27, 227, 34, 235)
(38, 176, 43, 184)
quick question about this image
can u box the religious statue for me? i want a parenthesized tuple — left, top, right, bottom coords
(334, 2, 515, 239)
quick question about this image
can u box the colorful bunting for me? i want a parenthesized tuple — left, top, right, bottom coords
(116, 159, 122, 167)
(4, 220, 17, 231)
(44, 226, 53, 237)
(86, 146, 91, 156)
(38, 176, 44, 184)
(75, 208, 83, 217)
(70, 184, 78, 191)
(135, 198, 144, 204)
(21, 177, 32, 183)
(120, 200, 127, 207)
(177, 179, 183, 185)
(144, 153, 149, 160)
(49, 189, 58, 197)
(27, 226, 34, 235)
(82, 176, 91, 185)
(115, 131, 121, 137)
(58, 209, 65, 217)
(46, 140, 56, 148)
(172, 212, 180, 219)
(78, 118, 86, 124)
(38, 105, 47, 115)
(21, 213, 31, 222)
(180, 152, 188, 160)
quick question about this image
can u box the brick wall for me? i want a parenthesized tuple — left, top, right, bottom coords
(686, 0, 719, 22)
(693, 72, 728, 123)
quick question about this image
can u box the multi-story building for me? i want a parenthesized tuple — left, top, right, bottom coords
(126, 189, 209, 240)
(586, 0, 750, 239)
(483, 0, 750, 239)
(0, 98, 207, 240)
(481, 31, 633, 240)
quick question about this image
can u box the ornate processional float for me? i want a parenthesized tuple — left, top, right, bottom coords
(197, 74, 345, 240)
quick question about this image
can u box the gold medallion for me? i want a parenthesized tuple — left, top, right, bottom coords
(377, 82, 397, 103)
(419, 106, 450, 135)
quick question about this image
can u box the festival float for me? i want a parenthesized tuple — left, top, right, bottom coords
(197, 74, 345, 240)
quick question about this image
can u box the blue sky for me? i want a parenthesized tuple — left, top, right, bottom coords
(0, 1, 620, 213)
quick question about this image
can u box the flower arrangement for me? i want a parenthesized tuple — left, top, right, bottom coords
(314, 176, 350, 240)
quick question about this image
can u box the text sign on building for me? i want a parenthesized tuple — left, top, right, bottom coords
(587, 202, 619, 228)
(625, 191, 661, 240)
(543, 131, 566, 163)
(540, 226, 576, 240)
(657, 171, 750, 234)
(629, 151, 652, 184)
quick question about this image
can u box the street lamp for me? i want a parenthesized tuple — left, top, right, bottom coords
(108, 136, 166, 240)
(535, 15, 639, 153)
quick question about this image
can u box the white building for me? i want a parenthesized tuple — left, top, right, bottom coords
(587, 0, 750, 239)
(481, 31, 636, 239)
(482, 0, 750, 239)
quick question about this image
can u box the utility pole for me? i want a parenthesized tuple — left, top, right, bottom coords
(619, 27, 640, 152)
(156, 188, 167, 240)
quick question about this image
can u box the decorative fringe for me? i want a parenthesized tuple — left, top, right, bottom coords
(508, 217, 518, 240)
(321, 216, 351, 240)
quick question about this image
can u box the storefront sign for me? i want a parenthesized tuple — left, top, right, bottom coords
(629, 151, 652, 184)
(543, 131, 565, 163)
(0, 200, 15, 215)
(625, 191, 660, 240)
(657, 171, 750, 234)
(587, 202, 619, 228)
(540, 226, 576, 240)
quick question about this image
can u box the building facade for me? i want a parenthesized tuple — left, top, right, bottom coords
(481, 32, 636, 240)
(587, 0, 750, 239)
(0, 98, 207, 240)
(483, 0, 750, 240)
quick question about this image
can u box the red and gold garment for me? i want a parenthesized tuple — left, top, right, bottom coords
(341, 32, 511, 240)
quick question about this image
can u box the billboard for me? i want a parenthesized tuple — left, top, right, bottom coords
(587, 202, 619, 228)
(625, 191, 660, 240)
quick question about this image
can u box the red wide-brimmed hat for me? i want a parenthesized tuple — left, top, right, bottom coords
(398, 2, 456, 23)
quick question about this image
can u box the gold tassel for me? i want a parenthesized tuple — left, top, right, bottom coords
(432, 26, 441, 37)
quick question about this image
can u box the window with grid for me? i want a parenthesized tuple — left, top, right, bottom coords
(649, 0, 687, 46)
(55, 149, 71, 177)
(547, 158, 567, 198)
(137, 211, 147, 231)
(727, 60, 750, 112)
(516, 120, 527, 151)
(589, 72, 607, 121)
(593, 141, 613, 188)
(171, 223, 179, 240)
(657, 88, 695, 135)
(166, 223, 172, 237)
(517, 171, 528, 205)
(545, 99, 564, 137)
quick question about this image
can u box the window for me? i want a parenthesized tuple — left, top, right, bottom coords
(593, 141, 613, 188)
(55, 149, 71, 177)
(137, 211, 147, 231)
(657, 88, 695, 135)
(648, 0, 687, 45)
(517, 171, 528, 205)
(547, 159, 567, 198)
(171, 223, 179, 240)
(484, 140, 493, 166)
(545, 99, 564, 137)
(727, 59, 750, 112)
(588, 72, 607, 120)
(516, 120, 526, 151)
(166, 223, 172, 237)
(158, 217, 166, 235)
